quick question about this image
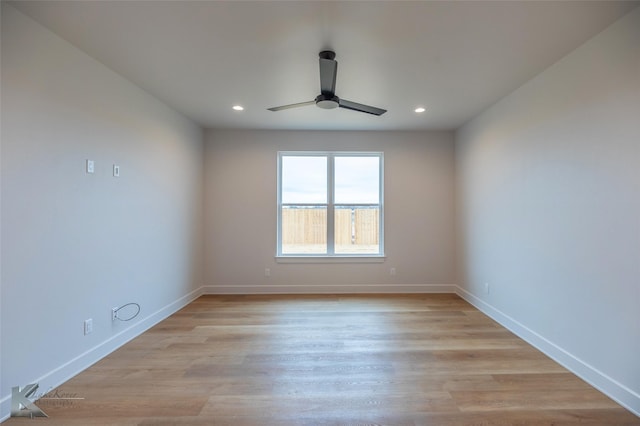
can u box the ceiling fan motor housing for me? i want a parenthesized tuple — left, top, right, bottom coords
(315, 94, 339, 109)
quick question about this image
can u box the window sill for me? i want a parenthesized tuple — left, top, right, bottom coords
(275, 256, 386, 264)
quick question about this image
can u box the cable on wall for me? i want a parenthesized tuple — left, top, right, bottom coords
(112, 302, 141, 321)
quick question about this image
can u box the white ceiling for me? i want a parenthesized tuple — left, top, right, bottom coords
(9, 1, 638, 131)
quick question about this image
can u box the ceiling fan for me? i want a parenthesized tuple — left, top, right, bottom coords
(267, 51, 387, 116)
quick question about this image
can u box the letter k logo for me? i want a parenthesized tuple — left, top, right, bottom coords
(11, 384, 48, 417)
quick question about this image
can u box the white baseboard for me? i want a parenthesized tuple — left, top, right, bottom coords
(0, 287, 204, 422)
(202, 283, 457, 294)
(455, 286, 640, 417)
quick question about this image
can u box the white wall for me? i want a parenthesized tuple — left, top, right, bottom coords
(204, 130, 455, 293)
(455, 7, 640, 414)
(0, 4, 204, 419)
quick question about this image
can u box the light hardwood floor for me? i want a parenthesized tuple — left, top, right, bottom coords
(8, 294, 639, 425)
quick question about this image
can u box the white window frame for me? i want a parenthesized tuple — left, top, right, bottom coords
(276, 151, 384, 262)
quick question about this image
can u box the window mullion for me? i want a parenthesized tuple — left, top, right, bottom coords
(326, 154, 335, 255)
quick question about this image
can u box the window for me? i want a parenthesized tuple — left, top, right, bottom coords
(277, 152, 383, 257)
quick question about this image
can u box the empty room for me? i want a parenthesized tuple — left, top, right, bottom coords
(1, 1, 639, 424)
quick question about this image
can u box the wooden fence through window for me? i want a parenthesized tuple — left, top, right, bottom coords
(282, 208, 379, 245)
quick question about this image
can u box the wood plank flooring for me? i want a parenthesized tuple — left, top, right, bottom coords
(8, 294, 639, 425)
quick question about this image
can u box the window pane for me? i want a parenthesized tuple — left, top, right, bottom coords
(334, 156, 379, 204)
(334, 207, 380, 254)
(282, 156, 327, 204)
(281, 206, 327, 254)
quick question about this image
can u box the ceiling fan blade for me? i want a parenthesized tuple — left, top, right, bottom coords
(319, 57, 337, 95)
(267, 101, 315, 112)
(339, 99, 387, 116)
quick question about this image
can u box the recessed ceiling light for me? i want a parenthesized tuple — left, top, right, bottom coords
(414, 107, 426, 113)
(232, 105, 244, 111)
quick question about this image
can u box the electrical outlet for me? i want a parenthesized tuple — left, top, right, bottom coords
(84, 318, 93, 335)
(113, 164, 120, 177)
(112, 308, 118, 321)
(484, 283, 490, 294)
(390, 267, 396, 276)
(86, 160, 95, 174)
(264, 268, 271, 277)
